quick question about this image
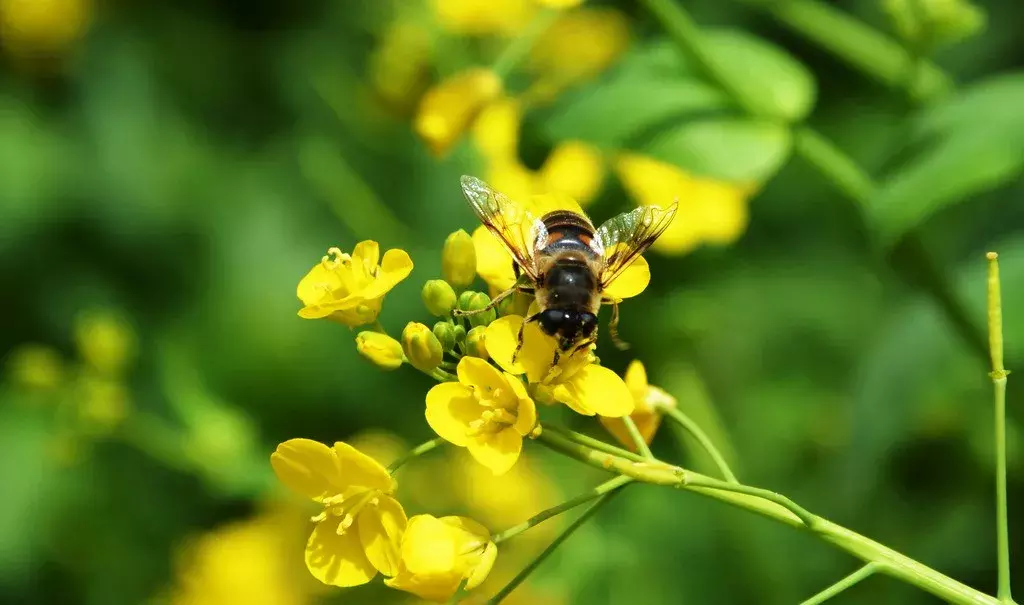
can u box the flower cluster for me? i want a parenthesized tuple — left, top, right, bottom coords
(282, 180, 683, 601)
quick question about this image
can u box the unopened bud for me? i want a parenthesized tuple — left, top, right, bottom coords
(402, 322, 444, 372)
(466, 326, 489, 359)
(453, 324, 467, 344)
(466, 292, 496, 328)
(497, 291, 533, 317)
(355, 332, 404, 371)
(442, 229, 477, 288)
(422, 279, 458, 316)
(883, 0, 984, 49)
(433, 321, 457, 351)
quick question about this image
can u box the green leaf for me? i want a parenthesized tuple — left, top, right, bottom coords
(703, 30, 818, 122)
(642, 117, 793, 182)
(869, 73, 1024, 244)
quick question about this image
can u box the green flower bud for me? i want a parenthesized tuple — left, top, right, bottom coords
(422, 279, 458, 316)
(466, 326, 489, 359)
(453, 324, 467, 344)
(458, 289, 479, 312)
(497, 292, 533, 317)
(433, 321, 457, 351)
(466, 292, 496, 328)
(355, 331, 404, 371)
(402, 322, 444, 372)
(442, 229, 477, 288)
(883, 0, 984, 49)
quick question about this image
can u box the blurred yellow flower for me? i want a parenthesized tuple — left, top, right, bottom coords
(430, 0, 536, 36)
(425, 357, 537, 475)
(5, 344, 63, 390)
(600, 360, 676, 451)
(528, 7, 630, 98)
(473, 98, 522, 163)
(454, 450, 559, 531)
(0, 0, 91, 59)
(535, 0, 584, 7)
(486, 315, 634, 417)
(74, 310, 136, 377)
(296, 241, 413, 327)
(415, 68, 503, 156)
(76, 375, 129, 434)
(368, 20, 433, 113)
(385, 514, 497, 602)
(538, 141, 605, 207)
(616, 153, 753, 255)
(270, 439, 406, 587)
(168, 510, 314, 605)
(348, 429, 408, 469)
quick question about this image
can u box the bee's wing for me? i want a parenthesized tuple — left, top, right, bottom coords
(592, 202, 678, 289)
(460, 175, 546, 281)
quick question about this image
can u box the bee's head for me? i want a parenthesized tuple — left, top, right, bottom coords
(537, 309, 598, 350)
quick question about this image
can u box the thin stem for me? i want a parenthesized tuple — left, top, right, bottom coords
(621, 415, 654, 459)
(492, 475, 632, 544)
(486, 487, 627, 604)
(793, 128, 875, 207)
(543, 424, 648, 462)
(800, 563, 883, 605)
(987, 252, 1014, 603)
(686, 474, 818, 529)
(657, 403, 738, 483)
(535, 431, 1000, 605)
(388, 437, 446, 473)
(490, 9, 559, 80)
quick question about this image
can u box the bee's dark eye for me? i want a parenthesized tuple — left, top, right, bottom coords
(537, 309, 566, 335)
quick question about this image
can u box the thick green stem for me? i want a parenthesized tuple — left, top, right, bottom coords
(535, 431, 1000, 605)
(486, 486, 627, 604)
(622, 415, 654, 459)
(492, 474, 632, 544)
(987, 252, 1014, 603)
(737, 0, 952, 103)
(388, 437, 446, 473)
(543, 424, 648, 462)
(658, 403, 738, 483)
(799, 562, 883, 605)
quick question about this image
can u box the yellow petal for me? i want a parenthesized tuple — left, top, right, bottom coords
(270, 438, 340, 501)
(351, 240, 381, 277)
(439, 516, 490, 541)
(360, 248, 414, 300)
(535, 0, 582, 8)
(473, 225, 518, 292)
(332, 441, 394, 492)
(512, 394, 537, 436)
(600, 410, 662, 452)
(357, 495, 407, 577)
(483, 159, 538, 206)
(415, 68, 503, 157)
(466, 542, 498, 590)
(602, 254, 649, 300)
(467, 428, 522, 475)
(296, 263, 341, 309)
(623, 359, 648, 399)
(425, 382, 480, 446)
(456, 356, 508, 398)
(305, 521, 376, 587)
(402, 515, 458, 575)
(484, 315, 557, 383)
(527, 191, 586, 218)
(539, 141, 605, 206)
(385, 568, 460, 603)
(557, 365, 634, 417)
(472, 97, 521, 162)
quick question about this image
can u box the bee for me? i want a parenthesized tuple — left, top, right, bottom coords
(457, 175, 678, 364)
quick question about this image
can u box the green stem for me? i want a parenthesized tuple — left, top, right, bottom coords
(793, 128, 875, 206)
(657, 403, 738, 483)
(490, 9, 559, 80)
(543, 424, 648, 462)
(388, 437, 446, 473)
(736, 0, 952, 103)
(622, 415, 654, 459)
(486, 486, 627, 604)
(800, 563, 883, 605)
(534, 431, 1000, 605)
(987, 252, 1014, 603)
(492, 474, 632, 544)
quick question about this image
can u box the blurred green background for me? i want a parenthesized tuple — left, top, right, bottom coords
(1, 0, 1023, 603)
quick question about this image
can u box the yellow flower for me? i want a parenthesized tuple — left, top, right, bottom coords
(355, 331, 404, 370)
(616, 153, 753, 256)
(270, 439, 407, 587)
(76, 375, 129, 434)
(600, 360, 676, 451)
(385, 514, 497, 603)
(368, 20, 433, 113)
(0, 0, 91, 59)
(430, 0, 536, 36)
(528, 8, 630, 98)
(402, 322, 444, 372)
(473, 97, 522, 163)
(425, 357, 537, 475)
(415, 69, 503, 157)
(485, 315, 634, 417)
(538, 141, 605, 207)
(453, 450, 560, 536)
(296, 241, 413, 327)
(6, 344, 63, 390)
(74, 310, 136, 377)
(535, 0, 583, 8)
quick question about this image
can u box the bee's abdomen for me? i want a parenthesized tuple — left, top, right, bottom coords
(541, 210, 596, 254)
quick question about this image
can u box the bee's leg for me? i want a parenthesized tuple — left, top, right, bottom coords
(513, 313, 539, 363)
(608, 301, 630, 350)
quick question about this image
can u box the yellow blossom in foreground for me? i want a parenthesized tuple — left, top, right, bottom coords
(616, 153, 753, 255)
(528, 8, 630, 98)
(415, 69, 503, 156)
(0, 0, 91, 59)
(600, 360, 677, 451)
(270, 439, 406, 587)
(486, 315, 633, 417)
(296, 241, 413, 327)
(431, 0, 536, 36)
(74, 310, 136, 376)
(426, 357, 537, 475)
(385, 515, 497, 602)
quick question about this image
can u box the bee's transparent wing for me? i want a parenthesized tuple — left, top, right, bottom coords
(592, 202, 678, 289)
(460, 175, 546, 280)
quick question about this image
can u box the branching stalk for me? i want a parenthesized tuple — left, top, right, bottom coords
(388, 437, 446, 473)
(622, 415, 654, 459)
(657, 402, 738, 483)
(799, 562, 884, 605)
